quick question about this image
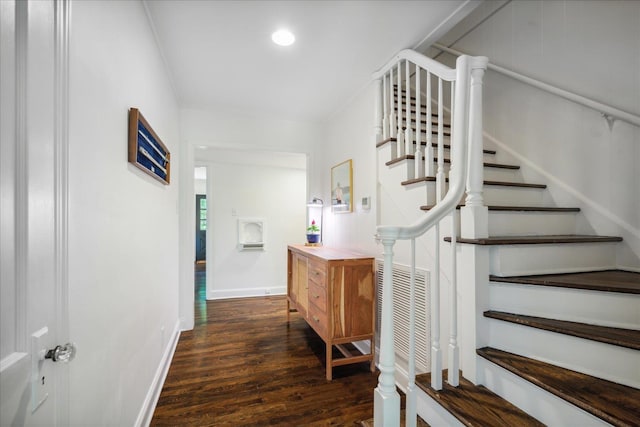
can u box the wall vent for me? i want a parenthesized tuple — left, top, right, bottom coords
(376, 260, 430, 374)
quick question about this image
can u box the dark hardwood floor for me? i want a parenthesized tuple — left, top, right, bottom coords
(151, 272, 379, 426)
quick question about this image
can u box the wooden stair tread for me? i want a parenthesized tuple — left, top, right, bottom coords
(490, 270, 640, 294)
(415, 370, 544, 427)
(386, 156, 519, 169)
(484, 310, 640, 350)
(444, 234, 623, 245)
(421, 204, 580, 212)
(403, 177, 545, 189)
(477, 347, 640, 427)
(376, 137, 496, 155)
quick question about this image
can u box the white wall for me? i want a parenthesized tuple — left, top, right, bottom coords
(432, 0, 640, 268)
(68, 1, 180, 424)
(316, 85, 379, 256)
(204, 157, 306, 298)
(180, 108, 318, 302)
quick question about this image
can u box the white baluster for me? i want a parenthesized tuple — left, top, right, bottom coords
(447, 77, 460, 388)
(374, 236, 401, 427)
(436, 78, 445, 202)
(375, 78, 383, 144)
(406, 238, 417, 427)
(382, 73, 389, 141)
(448, 207, 460, 386)
(425, 72, 434, 177)
(405, 60, 413, 157)
(397, 62, 405, 157)
(431, 224, 442, 390)
(415, 66, 424, 180)
(389, 69, 397, 159)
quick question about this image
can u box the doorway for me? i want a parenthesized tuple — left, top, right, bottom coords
(194, 166, 207, 275)
(195, 194, 206, 268)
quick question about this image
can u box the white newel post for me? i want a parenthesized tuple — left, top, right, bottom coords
(462, 57, 489, 239)
(375, 78, 383, 144)
(460, 56, 489, 385)
(374, 236, 400, 427)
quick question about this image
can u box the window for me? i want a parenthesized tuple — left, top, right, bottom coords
(199, 197, 207, 230)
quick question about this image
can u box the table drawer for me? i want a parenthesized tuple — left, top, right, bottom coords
(308, 280, 327, 313)
(308, 260, 326, 287)
(308, 301, 328, 338)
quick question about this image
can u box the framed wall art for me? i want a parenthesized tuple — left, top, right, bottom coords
(331, 159, 352, 213)
(128, 107, 171, 184)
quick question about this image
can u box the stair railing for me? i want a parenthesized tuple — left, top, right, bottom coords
(434, 43, 640, 130)
(373, 51, 488, 427)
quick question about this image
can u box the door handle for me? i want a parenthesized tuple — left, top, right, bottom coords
(44, 343, 76, 363)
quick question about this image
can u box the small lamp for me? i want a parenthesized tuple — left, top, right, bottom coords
(306, 197, 324, 245)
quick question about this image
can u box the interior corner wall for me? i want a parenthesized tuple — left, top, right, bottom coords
(207, 161, 306, 299)
(317, 84, 379, 257)
(68, 1, 180, 424)
(437, 0, 640, 268)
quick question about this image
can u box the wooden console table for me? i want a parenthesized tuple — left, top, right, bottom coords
(287, 244, 375, 380)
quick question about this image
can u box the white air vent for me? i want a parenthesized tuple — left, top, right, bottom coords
(376, 260, 430, 373)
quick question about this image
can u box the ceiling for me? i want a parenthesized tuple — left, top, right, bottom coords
(144, 0, 475, 123)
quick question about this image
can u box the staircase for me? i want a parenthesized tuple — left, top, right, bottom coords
(373, 50, 640, 426)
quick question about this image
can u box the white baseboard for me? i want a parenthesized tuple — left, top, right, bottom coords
(209, 286, 286, 300)
(135, 320, 181, 427)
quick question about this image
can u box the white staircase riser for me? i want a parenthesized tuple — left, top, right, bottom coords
(403, 181, 547, 208)
(489, 282, 640, 329)
(478, 357, 612, 427)
(489, 242, 618, 276)
(448, 210, 578, 237)
(487, 211, 578, 236)
(486, 319, 640, 388)
(416, 388, 465, 427)
(482, 186, 548, 207)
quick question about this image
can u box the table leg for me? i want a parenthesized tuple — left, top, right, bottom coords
(326, 343, 332, 381)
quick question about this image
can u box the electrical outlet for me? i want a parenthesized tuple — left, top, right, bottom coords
(265, 289, 271, 295)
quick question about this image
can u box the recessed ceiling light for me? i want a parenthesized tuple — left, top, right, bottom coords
(271, 29, 295, 47)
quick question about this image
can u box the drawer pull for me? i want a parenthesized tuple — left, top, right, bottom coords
(313, 294, 320, 299)
(312, 316, 320, 323)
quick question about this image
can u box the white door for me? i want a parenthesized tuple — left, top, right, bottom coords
(0, 0, 70, 425)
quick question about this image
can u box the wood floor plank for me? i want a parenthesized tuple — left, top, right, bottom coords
(151, 274, 378, 426)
